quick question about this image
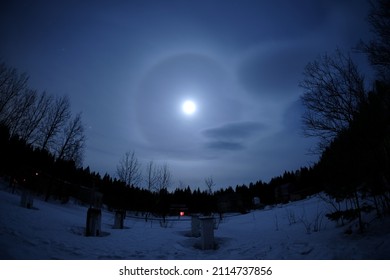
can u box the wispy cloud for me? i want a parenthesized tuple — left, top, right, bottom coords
(204, 141, 244, 151)
(202, 121, 266, 151)
(202, 121, 266, 140)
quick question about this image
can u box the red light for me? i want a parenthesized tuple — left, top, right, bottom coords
(179, 211, 185, 216)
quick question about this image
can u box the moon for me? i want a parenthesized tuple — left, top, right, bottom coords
(182, 100, 196, 115)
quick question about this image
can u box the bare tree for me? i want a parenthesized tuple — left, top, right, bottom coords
(145, 160, 159, 192)
(19, 91, 52, 145)
(0, 63, 29, 120)
(156, 163, 172, 192)
(117, 151, 142, 187)
(4, 88, 36, 137)
(38, 95, 71, 152)
(4, 89, 52, 144)
(56, 112, 86, 166)
(299, 49, 366, 151)
(204, 176, 216, 194)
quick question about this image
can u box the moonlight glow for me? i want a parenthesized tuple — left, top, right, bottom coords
(182, 100, 196, 115)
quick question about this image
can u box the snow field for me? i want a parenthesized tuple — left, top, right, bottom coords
(1, 181, 390, 260)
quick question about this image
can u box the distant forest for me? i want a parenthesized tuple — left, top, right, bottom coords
(1, 0, 390, 228)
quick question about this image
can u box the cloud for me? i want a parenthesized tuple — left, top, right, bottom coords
(204, 141, 244, 151)
(202, 121, 266, 140)
(201, 121, 266, 151)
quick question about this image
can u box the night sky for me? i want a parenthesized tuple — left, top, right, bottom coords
(0, 0, 373, 189)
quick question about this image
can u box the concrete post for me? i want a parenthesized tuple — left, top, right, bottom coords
(86, 207, 102, 236)
(200, 216, 215, 250)
(113, 210, 125, 229)
(191, 214, 201, 237)
(20, 190, 34, 209)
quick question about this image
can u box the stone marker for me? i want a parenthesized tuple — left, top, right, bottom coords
(86, 207, 101, 236)
(113, 210, 125, 229)
(20, 190, 34, 209)
(191, 214, 201, 237)
(199, 216, 215, 250)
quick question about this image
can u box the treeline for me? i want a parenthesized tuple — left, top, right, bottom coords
(104, 166, 320, 216)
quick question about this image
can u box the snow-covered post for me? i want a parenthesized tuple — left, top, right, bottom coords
(200, 216, 215, 250)
(191, 214, 201, 237)
(86, 207, 102, 236)
(20, 190, 34, 209)
(113, 210, 126, 229)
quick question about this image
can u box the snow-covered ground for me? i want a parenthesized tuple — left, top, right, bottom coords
(1, 180, 389, 260)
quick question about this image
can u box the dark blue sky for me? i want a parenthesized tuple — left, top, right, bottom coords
(0, 0, 373, 189)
